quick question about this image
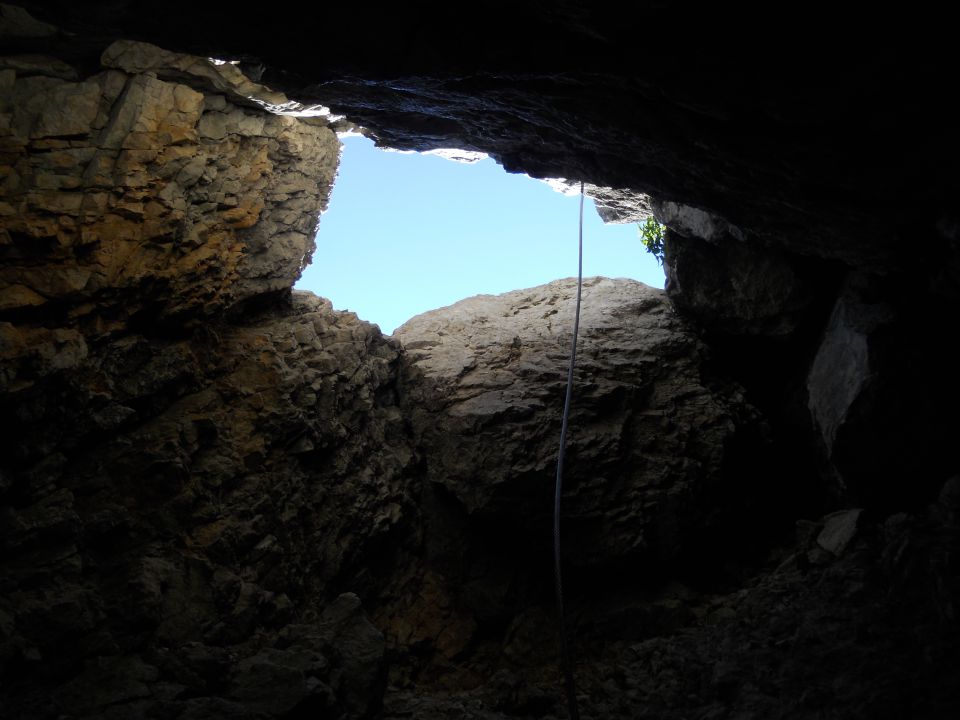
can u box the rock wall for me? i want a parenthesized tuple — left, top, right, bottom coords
(2, 5, 959, 720)
(1, 30, 410, 719)
(383, 278, 764, 683)
(1, 36, 337, 393)
(0, 28, 804, 713)
(397, 278, 755, 567)
(1, 289, 412, 718)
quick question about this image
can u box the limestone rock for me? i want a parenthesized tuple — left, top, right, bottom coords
(806, 274, 959, 507)
(808, 282, 894, 452)
(101, 39, 345, 122)
(0, 41, 339, 395)
(653, 199, 745, 244)
(532, 180, 652, 224)
(381, 493, 960, 720)
(0, 322, 88, 390)
(397, 277, 755, 567)
(100, 39, 291, 109)
(0, 3, 57, 38)
(0, 292, 411, 718)
(816, 508, 863, 556)
(3, 7, 960, 720)
(1, 26, 393, 718)
(663, 228, 834, 338)
(588, 185, 653, 224)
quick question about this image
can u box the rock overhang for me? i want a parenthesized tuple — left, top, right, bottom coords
(9, 0, 957, 272)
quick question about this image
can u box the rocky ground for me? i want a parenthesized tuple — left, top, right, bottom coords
(382, 489, 960, 720)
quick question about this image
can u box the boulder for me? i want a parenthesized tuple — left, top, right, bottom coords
(397, 277, 757, 567)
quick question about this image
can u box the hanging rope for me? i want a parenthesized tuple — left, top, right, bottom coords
(554, 180, 584, 720)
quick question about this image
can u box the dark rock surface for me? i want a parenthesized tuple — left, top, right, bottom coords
(382, 481, 960, 720)
(806, 273, 959, 510)
(0, 291, 411, 718)
(663, 226, 836, 339)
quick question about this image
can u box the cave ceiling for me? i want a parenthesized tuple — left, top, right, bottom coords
(12, 1, 957, 270)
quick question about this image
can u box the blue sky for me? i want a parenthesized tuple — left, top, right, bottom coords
(296, 135, 664, 334)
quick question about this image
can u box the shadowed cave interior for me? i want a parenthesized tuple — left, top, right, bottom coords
(1, 4, 959, 719)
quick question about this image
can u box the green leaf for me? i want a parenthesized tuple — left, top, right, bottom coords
(638, 217, 665, 265)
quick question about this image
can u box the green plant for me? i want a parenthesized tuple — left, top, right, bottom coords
(638, 217, 665, 265)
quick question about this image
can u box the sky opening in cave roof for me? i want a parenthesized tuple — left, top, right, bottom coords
(295, 134, 665, 335)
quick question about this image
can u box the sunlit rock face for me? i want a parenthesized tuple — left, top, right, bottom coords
(397, 278, 755, 565)
(2, 3, 960, 720)
(0, 37, 338, 393)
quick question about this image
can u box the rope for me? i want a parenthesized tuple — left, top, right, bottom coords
(553, 180, 584, 720)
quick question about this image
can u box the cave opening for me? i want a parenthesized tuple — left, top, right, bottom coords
(295, 134, 665, 334)
(4, 4, 960, 717)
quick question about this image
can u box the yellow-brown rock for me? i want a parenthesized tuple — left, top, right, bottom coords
(0, 40, 339, 393)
